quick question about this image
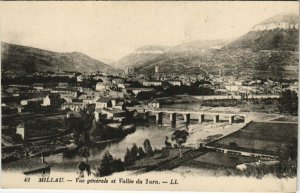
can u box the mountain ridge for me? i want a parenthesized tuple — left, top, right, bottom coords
(1, 42, 121, 77)
(115, 13, 299, 80)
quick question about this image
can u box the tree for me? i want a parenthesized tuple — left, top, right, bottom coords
(124, 148, 133, 166)
(98, 151, 125, 177)
(78, 146, 90, 163)
(65, 109, 94, 145)
(143, 139, 153, 156)
(171, 130, 189, 157)
(278, 89, 298, 115)
(98, 152, 114, 176)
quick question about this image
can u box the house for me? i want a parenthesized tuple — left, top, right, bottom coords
(53, 72, 75, 78)
(112, 78, 124, 85)
(127, 88, 155, 95)
(94, 109, 102, 122)
(114, 101, 126, 110)
(51, 88, 78, 98)
(215, 89, 228, 95)
(95, 98, 112, 109)
(42, 94, 64, 108)
(58, 82, 68, 88)
(17, 106, 25, 113)
(78, 94, 100, 106)
(148, 100, 160, 108)
(76, 75, 85, 82)
(6, 87, 21, 96)
(117, 83, 126, 89)
(61, 96, 73, 103)
(16, 123, 27, 140)
(225, 84, 241, 93)
(101, 108, 126, 119)
(32, 83, 44, 90)
(142, 80, 163, 87)
(61, 102, 84, 111)
(167, 80, 182, 86)
(66, 111, 82, 118)
(95, 82, 111, 91)
(20, 98, 43, 106)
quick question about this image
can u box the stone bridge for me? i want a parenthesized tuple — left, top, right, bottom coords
(131, 107, 247, 125)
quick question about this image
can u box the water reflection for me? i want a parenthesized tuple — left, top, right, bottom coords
(45, 121, 183, 171)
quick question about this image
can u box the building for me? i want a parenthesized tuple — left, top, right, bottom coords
(76, 75, 86, 82)
(219, 67, 223, 77)
(42, 94, 64, 108)
(95, 98, 112, 109)
(31, 83, 44, 90)
(167, 80, 182, 86)
(155, 65, 160, 80)
(16, 123, 27, 140)
(61, 102, 84, 111)
(20, 98, 43, 106)
(6, 87, 21, 96)
(127, 88, 155, 95)
(58, 82, 68, 88)
(117, 83, 126, 89)
(148, 100, 160, 108)
(112, 78, 124, 85)
(52, 72, 75, 78)
(101, 108, 126, 119)
(126, 67, 135, 75)
(94, 109, 102, 122)
(95, 82, 111, 91)
(51, 88, 78, 98)
(142, 80, 163, 87)
(78, 94, 100, 106)
(225, 84, 241, 93)
(114, 101, 126, 110)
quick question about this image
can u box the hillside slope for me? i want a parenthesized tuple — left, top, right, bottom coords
(126, 13, 299, 80)
(1, 42, 120, 76)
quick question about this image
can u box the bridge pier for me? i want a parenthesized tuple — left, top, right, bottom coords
(155, 112, 163, 124)
(213, 115, 219, 123)
(199, 114, 205, 123)
(229, 115, 234, 124)
(170, 113, 176, 125)
(183, 113, 190, 124)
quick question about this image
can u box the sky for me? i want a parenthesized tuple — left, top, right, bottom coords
(0, 1, 298, 61)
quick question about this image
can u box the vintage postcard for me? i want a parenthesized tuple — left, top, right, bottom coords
(0, 1, 298, 192)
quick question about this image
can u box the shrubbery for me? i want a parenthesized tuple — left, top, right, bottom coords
(97, 151, 125, 177)
(124, 139, 153, 166)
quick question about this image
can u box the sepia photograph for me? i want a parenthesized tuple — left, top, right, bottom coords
(0, 1, 298, 192)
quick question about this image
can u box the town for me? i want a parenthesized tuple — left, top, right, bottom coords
(2, 61, 298, 178)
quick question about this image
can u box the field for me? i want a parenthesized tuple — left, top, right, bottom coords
(183, 151, 260, 168)
(207, 122, 298, 156)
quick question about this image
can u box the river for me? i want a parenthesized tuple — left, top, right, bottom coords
(44, 118, 188, 172)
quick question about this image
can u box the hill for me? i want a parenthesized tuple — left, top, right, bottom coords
(1, 42, 120, 77)
(113, 45, 170, 70)
(122, 13, 299, 80)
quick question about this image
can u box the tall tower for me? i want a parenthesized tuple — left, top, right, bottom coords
(155, 65, 159, 73)
(155, 65, 160, 80)
(219, 67, 223, 77)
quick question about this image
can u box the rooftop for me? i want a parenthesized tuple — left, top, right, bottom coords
(96, 98, 112, 103)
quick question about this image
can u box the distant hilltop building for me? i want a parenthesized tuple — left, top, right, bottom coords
(126, 67, 135, 75)
(155, 64, 161, 80)
(251, 22, 298, 31)
(135, 50, 165, 54)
